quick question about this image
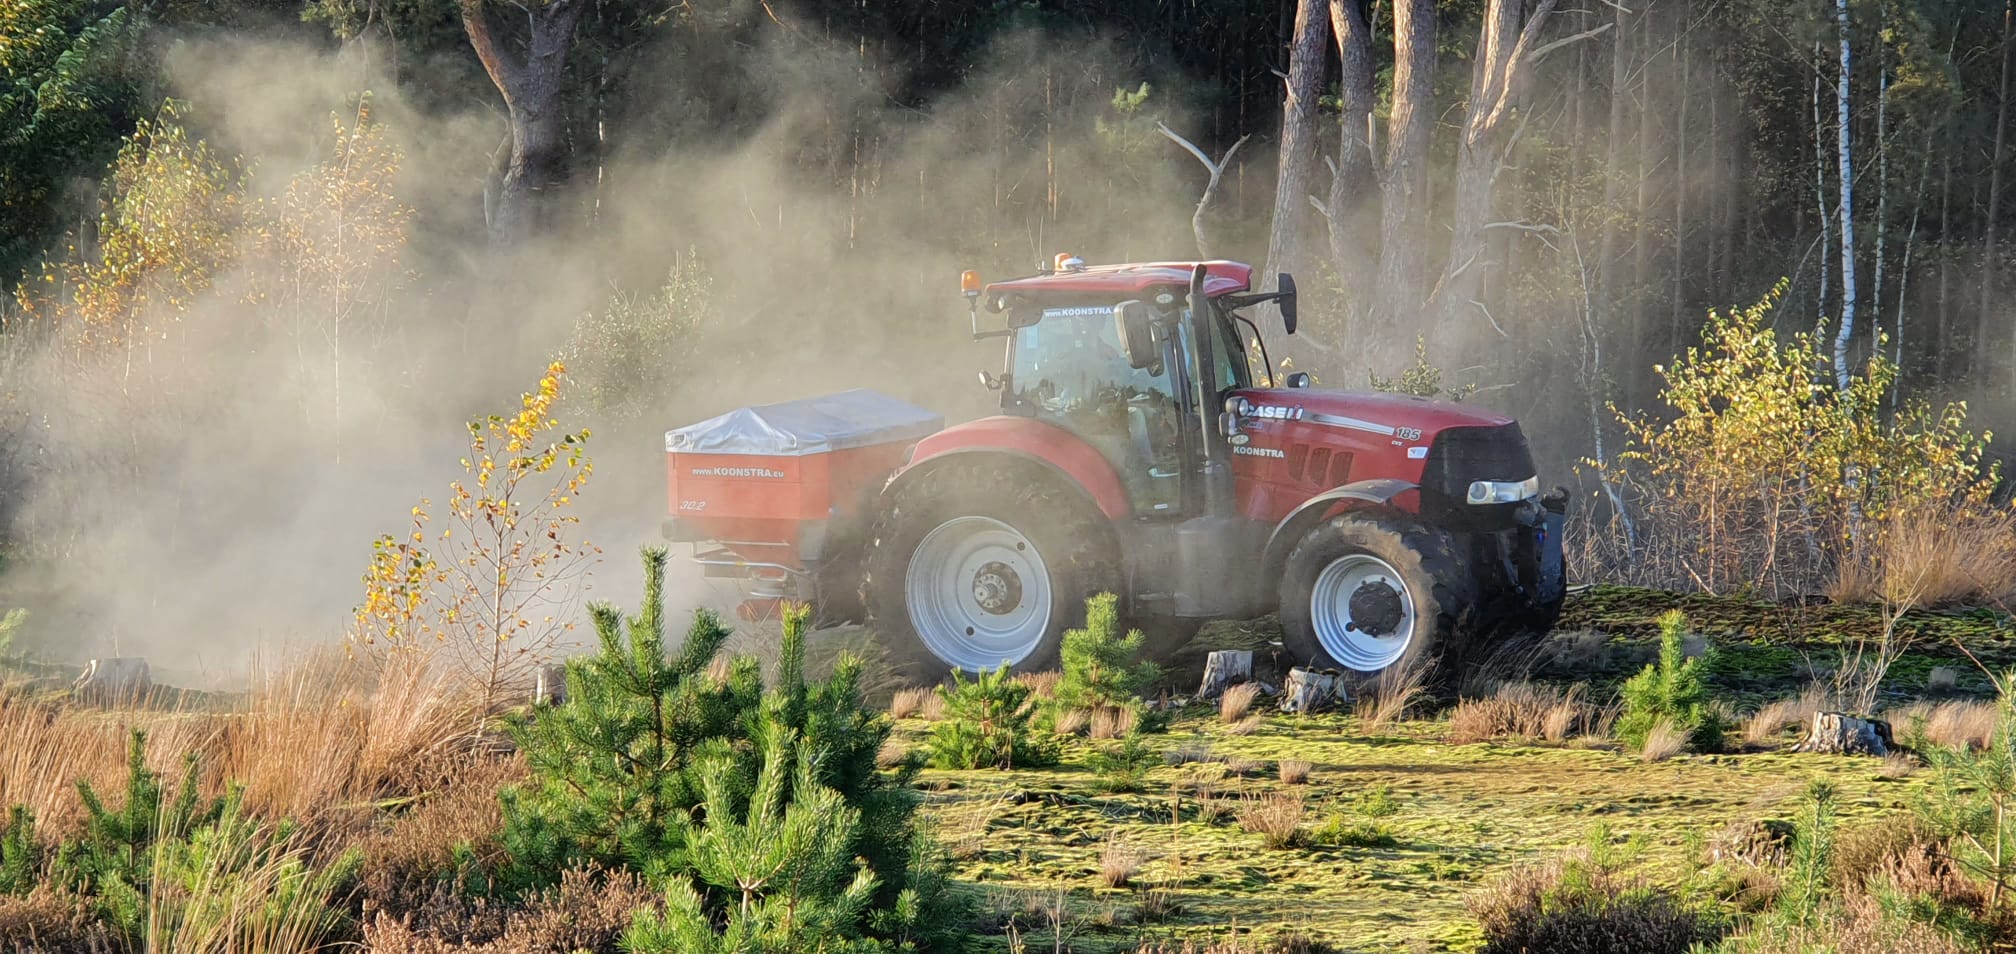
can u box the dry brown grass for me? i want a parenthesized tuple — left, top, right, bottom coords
(1236, 792, 1304, 849)
(889, 687, 930, 719)
(1470, 853, 1712, 953)
(1447, 682, 1593, 745)
(1098, 835, 1145, 889)
(0, 651, 478, 837)
(1355, 660, 1432, 734)
(1639, 719, 1687, 763)
(356, 753, 525, 919)
(916, 690, 947, 721)
(1278, 759, 1312, 785)
(1744, 685, 1830, 748)
(0, 886, 115, 952)
(1829, 504, 2016, 608)
(1219, 683, 1261, 723)
(1054, 708, 1091, 736)
(1226, 713, 1264, 736)
(876, 739, 908, 768)
(1014, 670, 1062, 700)
(362, 865, 657, 953)
(1090, 705, 1137, 740)
(1885, 700, 1997, 751)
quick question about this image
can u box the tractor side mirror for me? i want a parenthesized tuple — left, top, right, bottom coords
(1277, 272, 1299, 335)
(1113, 300, 1158, 370)
(1285, 371, 1312, 389)
(1007, 304, 1043, 329)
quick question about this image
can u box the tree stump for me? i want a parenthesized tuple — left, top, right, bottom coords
(533, 663, 568, 705)
(1280, 667, 1343, 714)
(1792, 712, 1894, 756)
(72, 657, 152, 705)
(1196, 651, 1253, 701)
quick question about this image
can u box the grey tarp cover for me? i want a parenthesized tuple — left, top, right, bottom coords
(666, 389, 944, 456)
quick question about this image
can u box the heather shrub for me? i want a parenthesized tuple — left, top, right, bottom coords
(1471, 854, 1715, 954)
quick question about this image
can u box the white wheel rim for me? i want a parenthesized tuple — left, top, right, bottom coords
(1310, 553, 1417, 672)
(905, 515, 1052, 672)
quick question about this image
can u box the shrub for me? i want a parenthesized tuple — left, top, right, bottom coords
(1237, 793, 1303, 850)
(1052, 594, 1159, 722)
(1085, 732, 1160, 793)
(1616, 611, 1724, 754)
(1218, 683, 1260, 723)
(927, 664, 1055, 771)
(1308, 815, 1395, 849)
(1470, 854, 1715, 954)
(499, 547, 955, 950)
(363, 865, 657, 954)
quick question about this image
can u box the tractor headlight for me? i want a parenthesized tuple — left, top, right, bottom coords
(1466, 476, 1539, 505)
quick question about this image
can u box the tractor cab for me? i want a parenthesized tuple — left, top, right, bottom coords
(965, 257, 1291, 522)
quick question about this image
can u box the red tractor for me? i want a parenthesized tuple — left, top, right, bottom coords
(664, 258, 1565, 680)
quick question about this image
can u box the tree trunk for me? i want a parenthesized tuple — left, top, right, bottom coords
(1197, 650, 1254, 701)
(1324, 0, 1378, 310)
(1371, 0, 1439, 362)
(1986, 0, 2012, 388)
(1793, 712, 1894, 756)
(1280, 666, 1343, 713)
(1832, 0, 1857, 392)
(1263, 0, 1330, 334)
(1596, 0, 1629, 378)
(461, 0, 590, 246)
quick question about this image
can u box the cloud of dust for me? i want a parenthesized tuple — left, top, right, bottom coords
(0, 15, 1221, 684)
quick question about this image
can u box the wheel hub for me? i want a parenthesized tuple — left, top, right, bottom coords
(1347, 579, 1404, 636)
(971, 561, 1024, 615)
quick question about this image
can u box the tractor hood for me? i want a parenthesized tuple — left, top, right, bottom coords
(1236, 387, 1514, 438)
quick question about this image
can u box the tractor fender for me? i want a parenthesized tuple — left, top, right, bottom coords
(888, 416, 1133, 521)
(1262, 478, 1422, 581)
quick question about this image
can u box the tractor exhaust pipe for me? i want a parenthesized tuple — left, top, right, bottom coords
(1186, 265, 1234, 520)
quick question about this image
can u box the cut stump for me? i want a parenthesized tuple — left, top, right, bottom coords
(1792, 712, 1894, 756)
(1197, 650, 1253, 701)
(1280, 667, 1344, 714)
(73, 657, 152, 704)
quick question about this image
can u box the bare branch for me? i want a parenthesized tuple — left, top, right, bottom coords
(1160, 124, 1249, 259)
(1527, 23, 1615, 65)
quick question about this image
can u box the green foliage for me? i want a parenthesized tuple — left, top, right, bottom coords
(53, 729, 224, 915)
(0, 805, 38, 895)
(1308, 815, 1396, 849)
(1368, 335, 1478, 402)
(0, 0, 141, 285)
(0, 607, 23, 656)
(1919, 674, 2016, 902)
(926, 664, 1055, 771)
(1616, 611, 1726, 753)
(1778, 781, 1838, 930)
(1084, 731, 1159, 793)
(569, 250, 714, 423)
(1052, 593, 1159, 717)
(503, 546, 956, 950)
(1605, 282, 2000, 597)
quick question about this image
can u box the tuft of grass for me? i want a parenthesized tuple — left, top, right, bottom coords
(1888, 699, 1996, 752)
(890, 687, 931, 719)
(1054, 707, 1091, 735)
(1090, 705, 1138, 740)
(1744, 685, 1829, 748)
(1014, 670, 1063, 700)
(1164, 741, 1215, 766)
(1219, 682, 1261, 723)
(1237, 792, 1304, 849)
(1448, 681, 1593, 745)
(1639, 719, 1687, 763)
(1278, 759, 1312, 785)
(1356, 659, 1432, 734)
(1226, 713, 1265, 736)
(1877, 751, 1919, 779)
(1098, 834, 1145, 889)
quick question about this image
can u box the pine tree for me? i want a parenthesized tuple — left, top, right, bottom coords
(928, 665, 1055, 770)
(1616, 610, 1725, 752)
(0, 805, 38, 895)
(1052, 593, 1159, 720)
(503, 546, 956, 947)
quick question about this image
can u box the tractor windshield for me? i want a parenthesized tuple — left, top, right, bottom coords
(1009, 306, 1183, 513)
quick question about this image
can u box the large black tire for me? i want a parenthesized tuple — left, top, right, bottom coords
(1278, 515, 1477, 679)
(864, 459, 1118, 681)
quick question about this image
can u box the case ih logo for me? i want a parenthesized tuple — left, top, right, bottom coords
(691, 465, 787, 479)
(1253, 405, 1304, 421)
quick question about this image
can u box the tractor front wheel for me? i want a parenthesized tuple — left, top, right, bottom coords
(865, 461, 1115, 679)
(1279, 516, 1475, 677)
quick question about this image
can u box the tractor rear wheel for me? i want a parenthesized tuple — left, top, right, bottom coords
(865, 460, 1116, 679)
(1278, 515, 1476, 678)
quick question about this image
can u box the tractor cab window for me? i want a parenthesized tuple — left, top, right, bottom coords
(1009, 306, 1183, 514)
(1207, 305, 1252, 392)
